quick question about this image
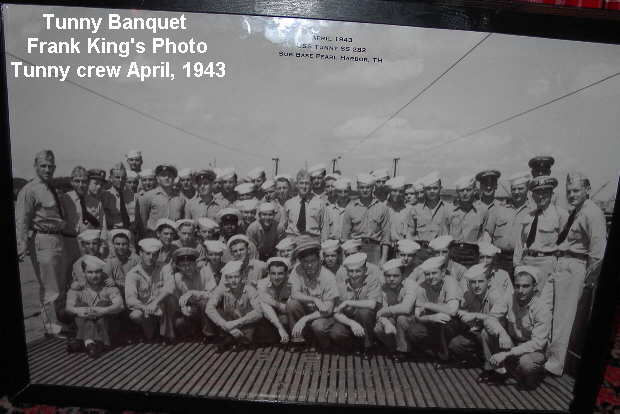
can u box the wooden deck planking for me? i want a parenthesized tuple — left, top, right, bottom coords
(27, 339, 573, 411)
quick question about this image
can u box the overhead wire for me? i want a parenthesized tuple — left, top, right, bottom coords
(6, 52, 271, 160)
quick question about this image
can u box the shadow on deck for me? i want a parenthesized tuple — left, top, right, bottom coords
(27, 337, 574, 410)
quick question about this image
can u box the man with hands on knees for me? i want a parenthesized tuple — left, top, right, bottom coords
(256, 257, 293, 345)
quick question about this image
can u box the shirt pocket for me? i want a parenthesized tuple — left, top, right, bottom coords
(537, 219, 559, 245)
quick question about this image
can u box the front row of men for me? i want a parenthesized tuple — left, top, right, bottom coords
(64, 237, 549, 390)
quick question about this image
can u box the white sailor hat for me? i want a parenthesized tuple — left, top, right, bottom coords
(325, 173, 341, 182)
(83, 255, 106, 271)
(428, 235, 453, 251)
(333, 179, 352, 190)
(173, 177, 180, 184)
(321, 239, 340, 253)
(125, 149, 142, 159)
(462, 263, 489, 280)
(247, 167, 265, 180)
(421, 172, 440, 187)
(139, 168, 155, 178)
(420, 256, 446, 272)
(454, 175, 476, 190)
(258, 202, 276, 213)
(341, 239, 362, 252)
(308, 163, 327, 177)
(227, 234, 250, 249)
(261, 180, 276, 191)
(412, 179, 424, 191)
(276, 237, 296, 250)
(218, 167, 236, 181)
(156, 218, 177, 231)
(397, 239, 421, 254)
(197, 217, 219, 230)
(126, 171, 139, 180)
(514, 265, 540, 284)
(371, 169, 390, 180)
(203, 240, 227, 253)
(235, 183, 255, 195)
(382, 258, 404, 273)
(109, 229, 131, 241)
(178, 168, 193, 178)
(176, 219, 197, 229)
(508, 171, 531, 187)
(386, 176, 407, 190)
(212, 168, 222, 181)
(138, 238, 162, 252)
(267, 257, 292, 270)
(478, 242, 501, 257)
(221, 260, 243, 277)
(237, 199, 259, 212)
(356, 173, 376, 185)
(342, 252, 367, 270)
(78, 229, 101, 241)
(217, 208, 241, 222)
(274, 174, 293, 184)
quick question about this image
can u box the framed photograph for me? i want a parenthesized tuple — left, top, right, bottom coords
(1, 0, 619, 413)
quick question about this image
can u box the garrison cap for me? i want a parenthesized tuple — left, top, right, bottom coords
(514, 265, 540, 284)
(71, 166, 88, 178)
(194, 169, 216, 182)
(204, 240, 227, 253)
(247, 167, 265, 180)
(172, 247, 200, 261)
(454, 175, 476, 190)
(321, 239, 340, 253)
(88, 169, 106, 182)
(110, 162, 126, 175)
(227, 234, 250, 249)
(462, 263, 489, 281)
(421, 172, 440, 187)
(333, 179, 352, 190)
(79, 229, 101, 241)
(177, 168, 193, 179)
(397, 239, 421, 254)
(218, 167, 236, 181)
(83, 255, 106, 271)
(478, 242, 501, 257)
(293, 241, 322, 260)
(127, 171, 139, 180)
(382, 258, 404, 273)
(156, 218, 177, 231)
(341, 239, 362, 252)
(529, 175, 558, 191)
(221, 260, 243, 277)
(216, 208, 241, 222)
(235, 183, 255, 195)
(276, 237, 296, 251)
(258, 202, 276, 213)
(261, 180, 276, 191)
(155, 164, 178, 177)
(176, 219, 197, 229)
(528, 156, 555, 171)
(420, 256, 446, 272)
(139, 168, 155, 178)
(138, 238, 162, 252)
(566, 171, 589, 186)
(386, 176, 406, 190)
(429, 235, 453, 250)
(267, 257, 292, 270)
(35, 150, 55, 162)
(109, 229, 131, 241)
(475, 170, 501, 182)
(508, 171, 531, 187)
(371, 169, 390, 180)
(356, 173, 376, 185)
(125, 150, 142, 159)
(308, 164, 327, 177)
(342, 252, 367, 270)
(237, 199, 259, 212)
(296, 169, 311, 182)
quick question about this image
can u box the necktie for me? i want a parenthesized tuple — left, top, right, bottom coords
(79, 196, 101, 228)
(525, 209, 542, 248)
(118, 190, 131, 228)
(297, 197, 307, 233)
(557, 209, 577, 245)
(47, 183, 64, 219)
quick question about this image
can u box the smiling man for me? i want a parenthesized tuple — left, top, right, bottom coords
(226, 235, 267, 288)
(256, 257, 293, 345)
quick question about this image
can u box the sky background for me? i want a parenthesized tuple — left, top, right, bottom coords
(4, 5, 620, 202)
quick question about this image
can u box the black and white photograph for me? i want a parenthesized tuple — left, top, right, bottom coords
(4, 3, 620, 411)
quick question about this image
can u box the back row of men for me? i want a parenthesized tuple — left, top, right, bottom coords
(15, 150, 607, 383)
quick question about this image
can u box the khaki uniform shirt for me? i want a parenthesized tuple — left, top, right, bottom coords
(284, 194, 326, 240)
(514, 205, 568, 265)
(290, 266, 340, 311)
(206, 284, 262, 326)
(125, 262, 173, 309)
(341, 197, 391, 245)
(404, 200, 446, 243)
(60, 191, 106, 236)
(486, 202, 530, 252)
(100, 187, 139, 230)
(184, 195, 223, 221)
(138, 186, 185, 232)
(440, 202, 488, 243)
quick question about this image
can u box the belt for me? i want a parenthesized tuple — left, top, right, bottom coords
(555, 251, 588, 260)
(361, 238, 380, 245)
(524, 251, 556, 258)
(61, 233, 77, 238)
(32, 229, 63, 235)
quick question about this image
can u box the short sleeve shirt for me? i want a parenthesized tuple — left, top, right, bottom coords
(289, 266, 339, 310)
